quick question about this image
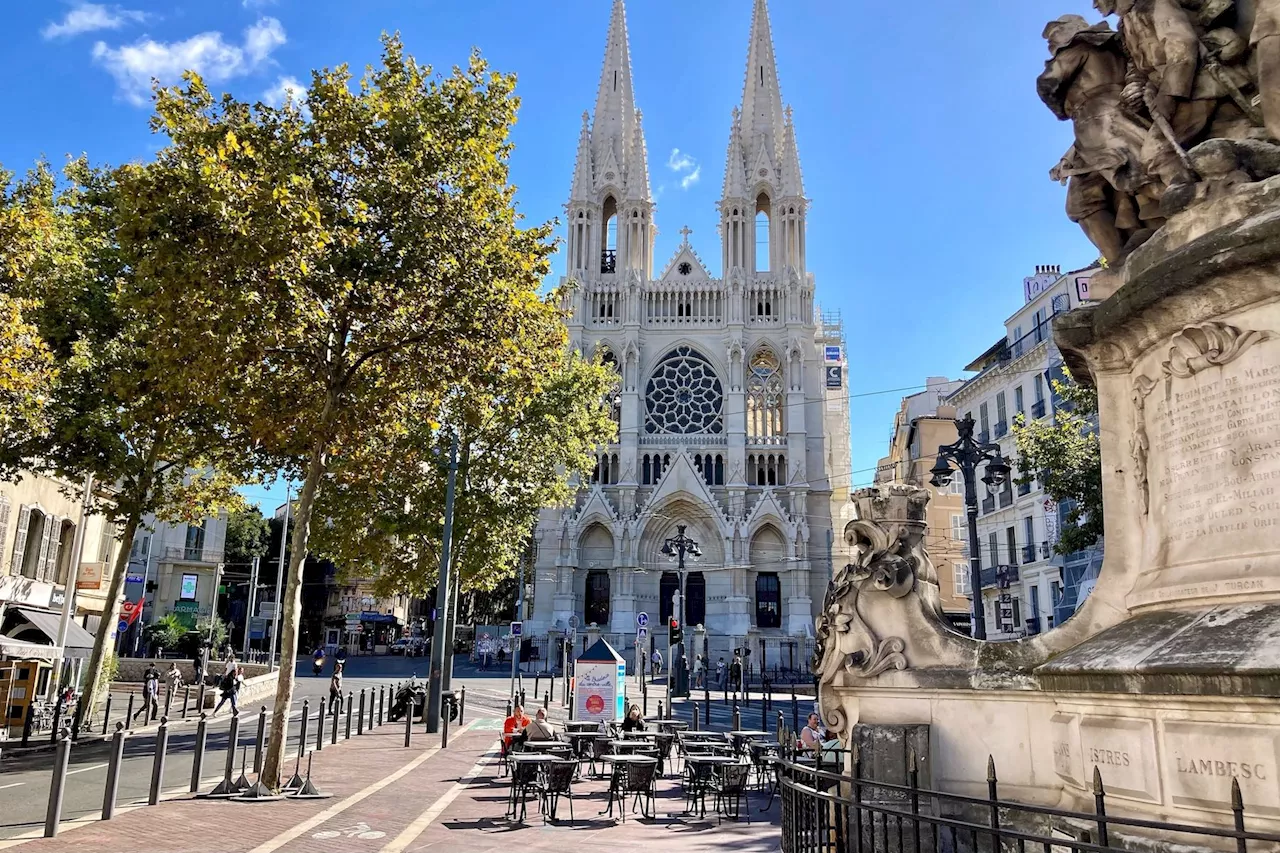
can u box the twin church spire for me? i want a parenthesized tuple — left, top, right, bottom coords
(566, 0, 806, 281)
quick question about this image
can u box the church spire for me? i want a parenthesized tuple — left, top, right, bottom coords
(569, 111, 594, 203)
(626, 108, 651, 201)
(734, 0, 802, 196)
(591, 0, 639, 195)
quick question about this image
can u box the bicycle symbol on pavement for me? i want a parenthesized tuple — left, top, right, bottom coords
(312, 822, 386, 841)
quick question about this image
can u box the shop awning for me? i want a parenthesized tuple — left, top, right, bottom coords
(3, 608, 96, 660)
(0, 637, 63, 661)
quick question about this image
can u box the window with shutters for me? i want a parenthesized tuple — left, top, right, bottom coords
(15, 507, 47, 580)
(954, 563, 970, 596)
(97, 522, 114, 564)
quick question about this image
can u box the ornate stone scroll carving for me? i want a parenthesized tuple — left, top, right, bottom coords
(813, 485, 933, 691)
(1130, 323, 1274, 515)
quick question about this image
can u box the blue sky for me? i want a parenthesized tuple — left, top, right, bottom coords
(2, 0, 1100, 511)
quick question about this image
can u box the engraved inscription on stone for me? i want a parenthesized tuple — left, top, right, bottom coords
(1050, 713, 1081, 787)
(1164, 722, 1280, 816)
(1079, 716, 1160, 803)
(1147, 344, 1280, 571)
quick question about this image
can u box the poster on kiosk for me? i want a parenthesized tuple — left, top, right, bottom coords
(574, 638, 627, 723)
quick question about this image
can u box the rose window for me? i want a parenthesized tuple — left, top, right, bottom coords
(644, 347, 724, 434)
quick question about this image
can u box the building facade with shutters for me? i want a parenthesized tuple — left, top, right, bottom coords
(527, 0, 852, 672)
(945, 265, 1103, 641)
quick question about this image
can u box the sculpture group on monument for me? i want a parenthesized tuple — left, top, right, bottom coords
(814, 0, 1280, 831)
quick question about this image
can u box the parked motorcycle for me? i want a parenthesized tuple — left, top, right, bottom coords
(388, 677, 425, 722)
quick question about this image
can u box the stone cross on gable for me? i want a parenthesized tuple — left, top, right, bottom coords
(679, 225, 693, 244)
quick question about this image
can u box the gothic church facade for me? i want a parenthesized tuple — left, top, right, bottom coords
(528, 0, 852, 667)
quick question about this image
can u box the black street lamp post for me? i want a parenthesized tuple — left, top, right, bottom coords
(660, 524, 700, 697)
(929, 415, 1012, 641)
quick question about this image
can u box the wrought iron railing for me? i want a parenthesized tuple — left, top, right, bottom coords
(776, 748, 1280, 853)
(1031, 399, 1047, 419)
(600, 249, 617, 274)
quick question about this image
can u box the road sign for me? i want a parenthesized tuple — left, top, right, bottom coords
(116, 620, 129, 635)
(636, 612, 649, 628)
(510, 621, 522, 637)
(637, 626, 648, 640)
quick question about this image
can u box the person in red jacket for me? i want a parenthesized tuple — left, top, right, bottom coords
(502, 704, 532, 755)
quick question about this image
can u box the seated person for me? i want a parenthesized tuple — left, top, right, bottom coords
(799, 713, 825, 753)
(523, 708, 556, 741)
(502, 704, 532, 754)
(620, 704, 646, 733)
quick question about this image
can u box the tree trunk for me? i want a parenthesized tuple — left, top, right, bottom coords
(79, 510, 142, 724)
(260, 397, 333, 789)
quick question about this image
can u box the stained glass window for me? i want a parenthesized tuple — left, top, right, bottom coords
(644, 347, 723, 434)
(747, 348, 784, 439)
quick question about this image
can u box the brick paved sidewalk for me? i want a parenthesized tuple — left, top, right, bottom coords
(1, 718, 782, 853)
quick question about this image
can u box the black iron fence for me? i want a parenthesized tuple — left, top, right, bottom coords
(777, 748, 1280, 853)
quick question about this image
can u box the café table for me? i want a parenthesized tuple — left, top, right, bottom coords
(506, 753, 558, 820)
(598, 755, 659, 818)
(610, 739, 655, 752)
(565, 721, 601, 733)
(681, 754, 739, 817)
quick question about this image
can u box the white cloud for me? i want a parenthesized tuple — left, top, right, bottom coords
(92, 16, 287, 106)
(667, 148, 696, 172)
(42, 3, 146, 40)
(262, 75, 309, 117)
(667, 148, 700, 190)
(242, 0, 278, 7)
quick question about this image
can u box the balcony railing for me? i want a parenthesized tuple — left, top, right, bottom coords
(1022, 544, 1037, 564)
(980, 564, 1019, 589)
(1031, 399, 1046, 419)
(600, 249, 616, 274)
(1017, 480, 1031, 496)
(994, 420, 1008, 438)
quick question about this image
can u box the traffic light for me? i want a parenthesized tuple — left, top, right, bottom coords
(668, 617, 683, 646)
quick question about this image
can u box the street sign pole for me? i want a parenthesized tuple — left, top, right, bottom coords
(508, 621, 522, 703)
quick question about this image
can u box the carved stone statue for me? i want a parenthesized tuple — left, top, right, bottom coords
(1038, 16, 1161, 262)
(1042, 1, 1280, 262)
(813, 486, 940, 737)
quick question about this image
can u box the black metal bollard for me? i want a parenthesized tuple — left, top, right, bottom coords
(459, 686, 466, 725)
(50, 694, 64, 744)
(367, 687, 374, 730)
(190, 713, 208, 792)
(777, 710, 785, 745)
(254, 706, 267, 774)
(198, 681, 206, 715)
(149, 716, 170, 805)
(791, 691, 799, 734)
(43, 729, 71, 837)
(441, 704, 450, 749)
(544, 691, 549, 710)
(124, 694, 135, 730)
(222, 713, 241, 785)
(404, 701, 412, 748)
(505, 699, 513, 717)
(732, 705, 741, 732)
(183, 685, 191, 719)
(378, 686, 385, 727)
(692, 701, 700, 731)
(358, 689, 366, 735)
(317, 701, 326, 752)
(519, 689, 525, 709)
(164, 685, 174, 719)
(761, 696, 767, 731)
(658, 701, 664, 719)
(534, 673, 540, 698)
(102, 722, 126, 819)
(332, 700, 340, 745)
(298, 699, 310, 758)
(345, 691, 353, 739)
(102, 693, 113, 735)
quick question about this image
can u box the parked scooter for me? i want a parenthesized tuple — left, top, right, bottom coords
(388, 677, 425, 722)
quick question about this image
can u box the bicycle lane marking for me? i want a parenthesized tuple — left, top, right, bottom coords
(246, 720, 478, 853)
(378, 743, 500, 853)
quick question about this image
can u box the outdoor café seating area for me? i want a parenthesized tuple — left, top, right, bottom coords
(496, 716, 793, 826)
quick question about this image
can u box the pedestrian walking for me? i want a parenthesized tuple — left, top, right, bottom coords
(329, 661, 344, 713)
(165, 662, 184, 693)
(693, 654, 704, 689)
(650, 649, 663, 679)
(212, 652, 241, 716)
(133, 662, 161, 724)
(193, 642, 209, 687)
(730, 652, 743, 692)
(716, 657, 726, 689)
